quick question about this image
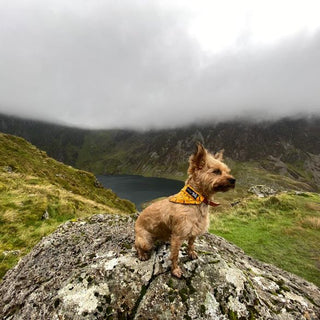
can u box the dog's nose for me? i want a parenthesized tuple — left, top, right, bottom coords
(228, 178, 236, 185)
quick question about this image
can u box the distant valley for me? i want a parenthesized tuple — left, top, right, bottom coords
(1, 114, 319, 194)
(1, 114, 320, 286)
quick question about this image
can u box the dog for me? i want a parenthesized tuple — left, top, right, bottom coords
(134, 143, 235, 278)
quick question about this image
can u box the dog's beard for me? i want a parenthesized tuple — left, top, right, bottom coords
(213, 185, 234, 192)
(212, 180, 235, 193)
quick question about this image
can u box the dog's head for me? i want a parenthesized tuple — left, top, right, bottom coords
(187, 143, 235, 196)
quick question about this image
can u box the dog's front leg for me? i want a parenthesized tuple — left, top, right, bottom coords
(187, 236, 198, 260)
(170, 235, 183, 278)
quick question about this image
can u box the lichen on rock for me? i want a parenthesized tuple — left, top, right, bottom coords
(0, 213, 319, 319)
(248, 184, 277, 197)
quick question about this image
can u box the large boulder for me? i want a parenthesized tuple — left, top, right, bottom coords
(0, 213, 319, 319)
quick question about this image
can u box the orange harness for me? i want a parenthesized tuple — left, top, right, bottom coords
(169, 185, 220, 207)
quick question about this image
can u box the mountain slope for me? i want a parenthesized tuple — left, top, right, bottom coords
(74, 119, 320, 194)
(0, 133, 135, 278)
(0, 114, 319, 192)
(0, 113, 88, 165)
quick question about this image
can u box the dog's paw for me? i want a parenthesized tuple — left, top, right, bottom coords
(171, 267, 182, 278)
(188, 250, 198, 260)
(138, 252, 150, 261)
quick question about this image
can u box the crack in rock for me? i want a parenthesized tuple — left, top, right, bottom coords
(0, 214, 320, 320)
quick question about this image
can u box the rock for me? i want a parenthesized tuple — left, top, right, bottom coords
(150, 152, 159, 159)
(304, 153, 320, 186)
(248, 185, 277, 198)
(231, 200, 241, 207)
(41, 210, 50, 220)
(3, 165, 13, 173)
(94, 179, 103, 188)
(0, 213, 319, 320)
(2, 250, 21, 257)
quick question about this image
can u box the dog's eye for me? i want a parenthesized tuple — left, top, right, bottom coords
(212, 169, 221, 175)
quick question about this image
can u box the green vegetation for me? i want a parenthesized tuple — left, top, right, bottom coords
(222, 159, 314, 198)
(0, 133, 135, 279)
(210, 192, 320, 286)
(75, 130, 189, 180)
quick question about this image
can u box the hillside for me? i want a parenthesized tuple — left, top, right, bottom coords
(74, 119, 320, 193)
(0, 133, 135, 278)
(0, 114, 319, 193)
(0, 114, 88, 165)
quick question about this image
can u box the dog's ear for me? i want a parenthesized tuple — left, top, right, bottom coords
(214, 149, 224, 161)
(188, 143, 207, 174)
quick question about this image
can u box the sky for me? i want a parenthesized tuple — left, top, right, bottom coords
(0, 0, 320, 129)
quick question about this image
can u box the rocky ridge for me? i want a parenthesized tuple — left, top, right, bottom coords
(0, 213, 319, 320)
(1, 114, 320, 191)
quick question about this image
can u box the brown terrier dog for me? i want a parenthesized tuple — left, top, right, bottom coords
(134, 143, 235, 278)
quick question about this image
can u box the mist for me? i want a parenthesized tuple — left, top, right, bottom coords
(0, 0, 319, 129)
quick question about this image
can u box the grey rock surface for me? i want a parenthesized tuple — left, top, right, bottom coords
(0, 213, 319, 320)
(248, 185, 277, 198)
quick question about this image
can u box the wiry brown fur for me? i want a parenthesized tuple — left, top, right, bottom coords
(134, 143, 235, 278)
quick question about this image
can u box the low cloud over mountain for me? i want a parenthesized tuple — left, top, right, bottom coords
(0, 0, 319, 129)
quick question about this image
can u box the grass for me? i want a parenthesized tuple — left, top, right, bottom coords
(210, 192, 320, 287)
(0, 133, 136, 279)
(1, 134, 135, 211)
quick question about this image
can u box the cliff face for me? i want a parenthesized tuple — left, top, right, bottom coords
(1, 213, 319, 320)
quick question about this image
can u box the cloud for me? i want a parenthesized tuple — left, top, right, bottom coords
(0, 0, 319, 129)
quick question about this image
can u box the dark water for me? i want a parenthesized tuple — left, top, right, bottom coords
(97, 175, 184, 210)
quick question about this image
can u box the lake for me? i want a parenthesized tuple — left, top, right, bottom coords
(97, 175, 184, 211)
